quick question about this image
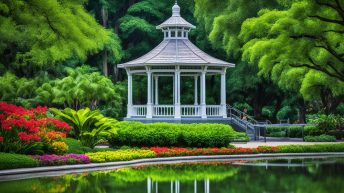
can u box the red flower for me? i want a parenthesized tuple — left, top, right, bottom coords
(0, 136, 3, 142)
(17, 132, 41, 142)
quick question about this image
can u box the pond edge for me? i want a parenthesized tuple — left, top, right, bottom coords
(1, 152, 344, 181)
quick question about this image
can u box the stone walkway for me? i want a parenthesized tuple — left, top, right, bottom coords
(232, 141, 342, 148)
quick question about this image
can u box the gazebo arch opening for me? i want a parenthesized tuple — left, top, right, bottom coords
(118, 2, 235, 121)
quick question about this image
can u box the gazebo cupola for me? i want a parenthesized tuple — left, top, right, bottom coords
(157, 2, 195, 40)
(118, 1, 235, 121)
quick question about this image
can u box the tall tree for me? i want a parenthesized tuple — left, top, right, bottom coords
(0, 0, 121, 75)
(240, 0, 344, 112)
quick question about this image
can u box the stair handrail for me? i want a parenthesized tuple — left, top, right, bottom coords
(227, 105, 259, 127)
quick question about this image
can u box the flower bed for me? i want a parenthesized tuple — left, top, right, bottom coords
(32, 154, 90, 166)
(86, 149, 156, 163)
(0, 102, 71, 154)
(149, 146, 278, 157)
(1, 143, 344, 169)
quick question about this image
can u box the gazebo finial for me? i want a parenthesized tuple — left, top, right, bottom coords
(172, 0, 180, 16)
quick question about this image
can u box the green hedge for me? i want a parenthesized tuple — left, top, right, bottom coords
(110, 122, 247, 147)
(276, 143, 344, 153)
(265, 125, 335, 138)
(304, 135, 336, 142)
(0, 153, 39, 170)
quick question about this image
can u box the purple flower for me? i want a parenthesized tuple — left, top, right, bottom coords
(32, 154, 91, 166)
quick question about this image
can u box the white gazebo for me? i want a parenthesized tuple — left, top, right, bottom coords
(118, 2, 235, 121)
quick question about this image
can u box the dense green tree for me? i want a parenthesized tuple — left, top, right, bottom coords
(35, 66, 123, 117)
(0, 0, 121, 74)
(240, 0, 344, 112)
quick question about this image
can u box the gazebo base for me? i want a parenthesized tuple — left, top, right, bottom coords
(123, 117, 232, 124)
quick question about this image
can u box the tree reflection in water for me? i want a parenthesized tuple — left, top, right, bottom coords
(1, 157, 344, 193)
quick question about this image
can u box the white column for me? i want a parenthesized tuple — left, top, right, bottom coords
(127, 72, 133, 118)
(200, 69, 207, 118)
(174, 67, 181, 119)
(147, 178, 151, 193)
(155, 76, 159, 105)
(204, 179, 210, 193)
(221, 69, 227, 118)
(146, 70, 153, 118)
(152, 75, 154, 105)
(194, 75, 198, 105)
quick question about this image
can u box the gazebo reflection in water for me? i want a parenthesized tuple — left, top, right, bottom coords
(147, 178, 210, 193)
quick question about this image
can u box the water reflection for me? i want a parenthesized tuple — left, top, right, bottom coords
(0, 157, 344, 193)
(147, 179, 210, 193)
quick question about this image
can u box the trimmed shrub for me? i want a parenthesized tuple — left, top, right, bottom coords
(304, 135, 336, 142)
(110, 122, 246, 147)
(0, 153, 39, 170)
(276, 143, 344, 153)
(266, 124, 343, 139)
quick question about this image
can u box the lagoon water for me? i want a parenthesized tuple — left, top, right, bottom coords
(1, 157, 344, 193)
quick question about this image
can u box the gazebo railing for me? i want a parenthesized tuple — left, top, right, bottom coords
(132, 105, 147, 116)
(206, 105, 221, 117)
(181, 105, 201, 116)
(153, 105, 174, 116)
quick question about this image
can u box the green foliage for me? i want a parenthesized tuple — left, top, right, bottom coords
(0, 153, 39, 170)
(276, 143, 344, 153)
(239, 0, 344, 103)
(0, 0, 117, 68)
(112, 163, 238, 182)
(64, 138, 93, 154)
(304, 135, 336, 142)
(0, 73, 45, 107)
(233, 102, 253, 113)
(50, 107, 118, 148)
(276, 106, 297, 121)
(110, 122, 247, 147)
(262, 106, 275, 118)
(36, 66, 123, 113)
(86, 149, 156, 163)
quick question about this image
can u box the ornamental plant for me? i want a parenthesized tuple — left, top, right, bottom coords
(0, 102, 71, 154)
(50, 107, 118, 148)
(149, 146, 278, 157)
(32, 154, 90, 166)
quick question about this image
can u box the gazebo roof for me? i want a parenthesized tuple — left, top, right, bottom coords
(118, 2, 234, 68)
(118, 39, 234, 67)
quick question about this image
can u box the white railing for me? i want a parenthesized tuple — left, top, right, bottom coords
(181, 105, 201, 116)
(132, 105, 147, 116)
(206, 105, 221, 117)
(153, 105, 174, 116)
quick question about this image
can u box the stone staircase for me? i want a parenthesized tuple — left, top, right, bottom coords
(227, 105, 260, 140)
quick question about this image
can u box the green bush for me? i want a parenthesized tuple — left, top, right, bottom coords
(50, 108, 118, 148)
(64, 138, 93, 154)
(266, 125, 328, 138)
(0, 153, 39, 170)
(110, 122, 246, 147)
(304, 135, 336, 142)
(276, 143, 344, 153)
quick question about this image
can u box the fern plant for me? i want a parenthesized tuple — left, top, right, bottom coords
(50, 107, 118, 148)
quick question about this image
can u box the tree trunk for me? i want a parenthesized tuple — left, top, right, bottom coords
(298, 99, 306, 124)
(101, 6, 109, 76)
(102, 50, 108, 76)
